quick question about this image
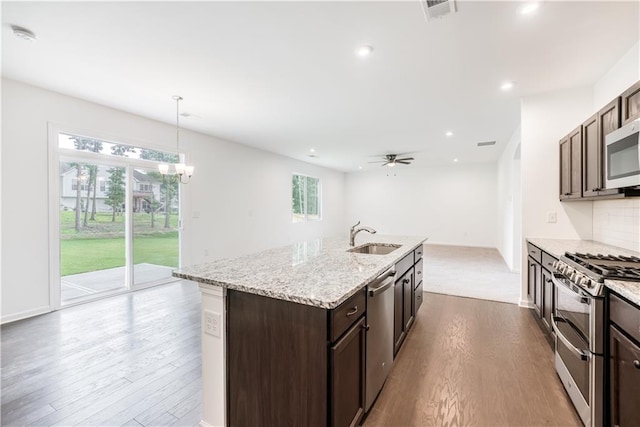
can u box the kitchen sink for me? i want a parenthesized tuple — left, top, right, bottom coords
(347, 243, 401, 255)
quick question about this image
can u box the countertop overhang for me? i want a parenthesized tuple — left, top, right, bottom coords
(173, 235, 428, 309)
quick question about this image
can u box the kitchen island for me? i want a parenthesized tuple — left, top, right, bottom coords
(173, 234, 427, 427)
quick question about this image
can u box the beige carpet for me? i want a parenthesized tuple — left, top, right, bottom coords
(423, 244, 520, 305)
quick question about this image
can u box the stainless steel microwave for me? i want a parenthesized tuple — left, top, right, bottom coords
(606, 118, 640, 189)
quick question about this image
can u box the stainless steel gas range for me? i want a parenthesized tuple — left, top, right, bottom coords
(552, 253, 640, 427)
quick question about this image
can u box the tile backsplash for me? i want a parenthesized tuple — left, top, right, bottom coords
(592, 199, 640, 253)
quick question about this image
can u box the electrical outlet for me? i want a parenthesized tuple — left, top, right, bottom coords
(547, 211, 557, 223)
(204, 310, 221, 337)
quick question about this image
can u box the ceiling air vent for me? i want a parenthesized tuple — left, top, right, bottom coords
(421, 0, 457, 21)
(477, 141, 497, 147)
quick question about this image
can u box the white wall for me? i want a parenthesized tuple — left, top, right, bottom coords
(497, 126, 521, 272)
(345, 163, 498, 248)
(1, 78, 346, 323)
(520, 86, 595, 305)
(594, 41, 640, 109)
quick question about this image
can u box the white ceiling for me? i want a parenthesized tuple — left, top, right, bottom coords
(2, 1, 638, 171)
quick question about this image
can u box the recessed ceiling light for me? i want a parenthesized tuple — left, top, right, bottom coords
(310, 148, 315, 153)
(11, 25, 36, 41)
(356, 45, 374, 57)
(358, 166, 363, 170)
(501, 81, 514, 91)
(453, 158, 459, 163)
(445, 131, 454, 137)
(520, 2, 540, 15)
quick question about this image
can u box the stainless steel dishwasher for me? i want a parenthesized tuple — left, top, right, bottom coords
(365, 267, 396, 412)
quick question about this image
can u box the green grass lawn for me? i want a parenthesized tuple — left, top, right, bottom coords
(60, 211, 178, 237)
(61, 232, 178, 276)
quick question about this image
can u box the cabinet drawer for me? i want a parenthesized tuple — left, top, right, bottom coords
(414, 258, 423, 286)
(541, 251, 557, 272)
(330, 288, 366, 342)
(415, 281, 424, 313)
(414, 245, 424, 263)
(610, 293, 640, 344)
(396, 252, 414, 278)
(527, 242, 542, 263)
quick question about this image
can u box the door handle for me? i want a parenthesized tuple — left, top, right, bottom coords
(552, 317, 590, 361)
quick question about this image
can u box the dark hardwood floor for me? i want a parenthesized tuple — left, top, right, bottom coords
(363, 293, 582, 427)
(2, 283, 581, 426)
(1, 281, 202, 427)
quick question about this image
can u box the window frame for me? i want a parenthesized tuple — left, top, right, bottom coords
(291, 173, 322, 223)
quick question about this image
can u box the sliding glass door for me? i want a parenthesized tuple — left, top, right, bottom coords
(132, 167, 179, 287)
(55, 132, 180, 306)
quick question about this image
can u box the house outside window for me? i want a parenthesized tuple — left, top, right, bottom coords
(292, 174, 321, 223)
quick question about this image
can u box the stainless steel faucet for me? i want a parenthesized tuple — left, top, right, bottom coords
(349, 221, 377, 246)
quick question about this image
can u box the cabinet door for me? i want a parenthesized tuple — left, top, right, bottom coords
(609, 325, 640, 427)
(527, 257, 536, 304)
(569, 126, 582, 198)
(559, 137, 572, 199)
(394, 279, 405, 356)
(621, 80, 640, 125)
(403, 269, 414, 331)
(582, 113, 599, 197)
(541, 268, 553, 333)
(331, 317, 366, 427)
(528, 257, 541, 316)
(598, 97, 621, 193)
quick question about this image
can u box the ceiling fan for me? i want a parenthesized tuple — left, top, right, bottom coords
(369, 154, 415, 167)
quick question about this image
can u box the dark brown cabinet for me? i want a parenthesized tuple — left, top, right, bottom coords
(394, 268, 412, 355)
(621, 80, 640, 125)
(560, 80, 640, 202)
(393, 246, 423, 357)
(330, 317, 366, 427)
(227, 288, 367, 427)
(541, 268, 553, 333)
(560, 126, 583, 200)
(582, 113, 599, 198)
(526, 241, 557, 346)
(608, 293, 640, 427)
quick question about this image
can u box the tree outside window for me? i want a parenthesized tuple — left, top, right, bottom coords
(292, 174, 321, 223)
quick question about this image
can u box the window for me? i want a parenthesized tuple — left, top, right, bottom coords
(72, 179, 89, 191)
(139, 183, 151, 192)
(292, 174, 321, 222)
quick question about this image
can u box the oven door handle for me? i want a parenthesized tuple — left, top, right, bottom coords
(551, 274, 590, 305)
(552, 316, 591, 361)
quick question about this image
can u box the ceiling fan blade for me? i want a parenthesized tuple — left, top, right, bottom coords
(368, 160, 386, 163)
(397, 157, 415, 161)
(396, 161, 411, 164)
(380, 162, 391, 166)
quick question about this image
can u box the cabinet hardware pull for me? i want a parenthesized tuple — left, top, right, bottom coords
(634, 360, 640, 369)
(363, 324, 370, 331)
(346, 306, 358, 316)
(403, 278, 410, 284)
(417, 271, 422, 275)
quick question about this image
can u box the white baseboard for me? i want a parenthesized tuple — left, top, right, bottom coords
(1, 305, 52, 325)
(519, 299, 534, 308)
(199, 420, 220, 427)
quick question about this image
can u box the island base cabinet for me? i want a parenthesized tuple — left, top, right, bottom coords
(609, 325, 640, 427)
(330, 317, 366, 427)
(227, 290, 328, 427)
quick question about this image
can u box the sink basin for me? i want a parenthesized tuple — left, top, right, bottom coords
(347, 243, 401, 255)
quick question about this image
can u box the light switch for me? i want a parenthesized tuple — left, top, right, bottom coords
(547, 211, 557, 223)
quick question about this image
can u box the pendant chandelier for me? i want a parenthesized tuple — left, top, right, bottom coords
(158, 95, 194, 184)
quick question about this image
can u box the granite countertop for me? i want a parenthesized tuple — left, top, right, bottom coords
(173, 235, 427, 309)
(526, 238, 640, 306)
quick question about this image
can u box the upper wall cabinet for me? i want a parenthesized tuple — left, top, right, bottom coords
(621, 80, 640, 125)
(582, 98, 621, 198)
(560, 80, 639, 201)
(560, 126, 582, 200)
